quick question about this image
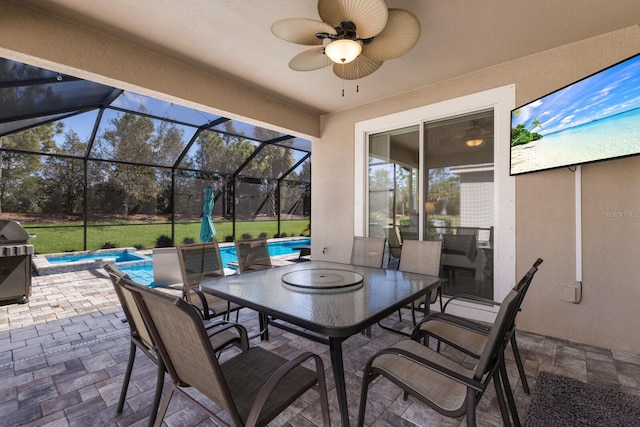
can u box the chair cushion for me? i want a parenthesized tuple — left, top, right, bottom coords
(372, 340, 474, 414)
(420, 319, 488, 357)
(222, 347, 317, 425)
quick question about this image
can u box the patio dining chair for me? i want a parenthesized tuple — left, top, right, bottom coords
(122, 275, 331, 427)
(234, 238, 272, 273)
(104, 264, 244, 427)
(351, 236, 387, 337)
(350, 236, 386, 268)
(176, 242, 241, 321)
(441, 233, 478, 285)
(399, 239, 443, 323)
(357, 287, 523, 427)
(413, 258, 543, 395)
(384, 226, 403, 269)
(377, 239, 443, 336)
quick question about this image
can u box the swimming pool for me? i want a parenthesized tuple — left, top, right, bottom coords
(46, 251, 146, 264)
(121, 238, 311, 286)
(33, 247, 152, 276)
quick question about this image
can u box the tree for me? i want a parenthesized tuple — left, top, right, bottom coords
(42, 130, 86, 215)
(395, 165, 412, 217)
(511, 110, 543, 147)
(152, 120, 186, 214)
(194, 123, 255, 175)
(368, 166, 392, 222)
(428, 168, 459, 216)
(299, 159, 311, 182)
(0, 123, 61, 213)
(251, 143, 295, 217)
(96, 109, 159, 217)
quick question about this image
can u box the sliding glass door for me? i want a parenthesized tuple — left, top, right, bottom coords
(367, 111, 495, 300)
(423, 110, 494, 299)
(368, 126, 419, 241)
(357, 85, 515, 314)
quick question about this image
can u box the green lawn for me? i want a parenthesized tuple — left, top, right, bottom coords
(23, 219, 310, 254)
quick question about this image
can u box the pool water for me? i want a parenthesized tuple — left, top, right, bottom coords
(47, 251, 146, 264)
(34, 247, 152, 276)
(121, 238, 310, 286)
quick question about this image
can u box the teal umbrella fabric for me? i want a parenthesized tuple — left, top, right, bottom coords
(200, 187, 216, 242)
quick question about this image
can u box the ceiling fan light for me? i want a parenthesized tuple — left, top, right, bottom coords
(325, 39, 362, 64)
(465, 138, 484, 147)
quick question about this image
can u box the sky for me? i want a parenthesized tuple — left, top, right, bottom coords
(52, 90, 311, 161)
(511, 53, 640, 136)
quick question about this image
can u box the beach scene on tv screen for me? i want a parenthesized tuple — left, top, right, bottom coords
(511, 54, 640, 175)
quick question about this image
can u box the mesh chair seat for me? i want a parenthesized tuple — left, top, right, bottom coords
(372, 340, 474, 414)
(418, 318, 488, 356)
(223, 346, 319, 425)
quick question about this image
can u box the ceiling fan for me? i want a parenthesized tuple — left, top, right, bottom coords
(271, 0, 421, 80)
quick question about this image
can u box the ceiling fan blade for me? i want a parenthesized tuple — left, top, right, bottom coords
(272, 18, 337, 45)
(333, 55, 383, 80)
(318, 0, 388, 39)
(361, 9, 421, 61)
(289, 48, 333, 71)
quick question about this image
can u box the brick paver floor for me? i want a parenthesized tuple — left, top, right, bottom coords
(1, 260, 640, 426)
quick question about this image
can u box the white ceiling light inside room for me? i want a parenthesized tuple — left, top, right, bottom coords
(465, 138, 484, 147)
(325, 39, 362, 64)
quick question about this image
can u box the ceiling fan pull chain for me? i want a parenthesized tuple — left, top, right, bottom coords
(355, 60, 360, 94)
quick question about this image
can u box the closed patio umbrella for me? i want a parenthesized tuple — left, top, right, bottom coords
(200, 187, 216, 243)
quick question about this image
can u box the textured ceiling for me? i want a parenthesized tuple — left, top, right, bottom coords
(16, 0, 640, 115)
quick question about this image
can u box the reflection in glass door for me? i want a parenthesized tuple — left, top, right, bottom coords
(368, 126, 419, 264)
(367, 112, 495, 300)
(423, 110, 494, 300)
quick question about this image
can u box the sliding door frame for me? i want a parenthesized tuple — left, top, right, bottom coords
(354, 85, 516, 320)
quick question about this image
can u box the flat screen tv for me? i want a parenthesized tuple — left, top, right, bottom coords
(510, 52, 640, 175)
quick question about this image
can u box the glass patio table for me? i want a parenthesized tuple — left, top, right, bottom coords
(200, 260, 441, 426)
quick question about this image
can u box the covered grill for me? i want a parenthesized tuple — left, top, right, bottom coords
(0, 219, 34, 304)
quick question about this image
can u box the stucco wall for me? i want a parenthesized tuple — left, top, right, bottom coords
(314, 25, 640, 353)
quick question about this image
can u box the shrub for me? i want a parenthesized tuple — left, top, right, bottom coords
(102, 242, 116, 249)
(156, 234, 174, 248)
(183, 237, 195, 244)
(225, 235, 233, 242)
(259, 232, 268, 238)
(241, 232, 253, 240)
(134, 243, 145, 250)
